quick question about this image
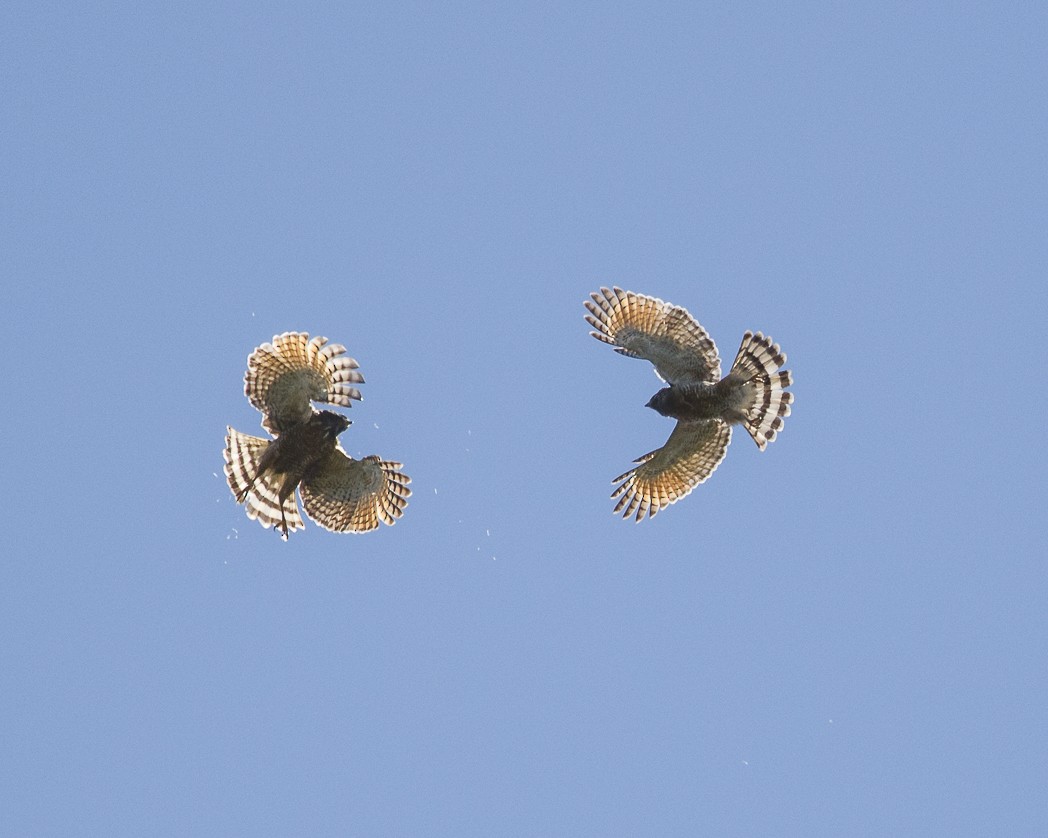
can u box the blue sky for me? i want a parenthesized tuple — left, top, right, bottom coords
(4, 2, 1047, 835)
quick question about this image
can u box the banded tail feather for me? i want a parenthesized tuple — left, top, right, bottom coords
(729, 331, 794, 451)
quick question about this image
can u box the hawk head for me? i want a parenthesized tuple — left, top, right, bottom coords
(315, 410, 351, 440)
(645, 387, 676, 418)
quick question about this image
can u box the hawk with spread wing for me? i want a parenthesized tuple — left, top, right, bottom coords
(585, 287, 793, 521)
(223, 332, 410, 539)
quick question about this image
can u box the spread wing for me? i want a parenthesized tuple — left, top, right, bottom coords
(223, 427, 305, 536)
(611, 420, 731, 521)
(585, 287, 721, 384)
(244, 332, 365, 434)
(299, 447, 411, 533)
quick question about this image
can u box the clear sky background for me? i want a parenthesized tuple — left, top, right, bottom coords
(4, 2, 1047, 835)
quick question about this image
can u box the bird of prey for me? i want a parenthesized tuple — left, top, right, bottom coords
(223, 332, 410, 539)
(584, 287, 793, 521)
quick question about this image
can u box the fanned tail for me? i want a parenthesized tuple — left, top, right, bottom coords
(729, 332, 794, 450)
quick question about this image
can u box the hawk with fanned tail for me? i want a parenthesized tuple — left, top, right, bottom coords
(585, 288, 793, 522)
(223, 332, 410, 539)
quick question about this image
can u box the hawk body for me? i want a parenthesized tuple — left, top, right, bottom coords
(645, 379, 753, 425)
(585, 287, 794, 521)
(224, 333, 410, 539)
(247, 410, 349, 503)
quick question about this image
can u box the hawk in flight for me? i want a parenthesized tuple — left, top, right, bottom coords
(585, 287, 793, 521)
(223, 332, 410, 539)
